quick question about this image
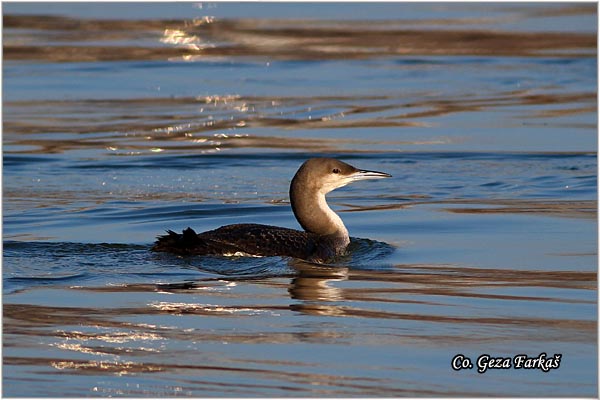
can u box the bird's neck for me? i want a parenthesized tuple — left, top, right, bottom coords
(290, 186, 349, 243)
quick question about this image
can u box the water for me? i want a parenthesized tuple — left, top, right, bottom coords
(2, 2, 597, 397)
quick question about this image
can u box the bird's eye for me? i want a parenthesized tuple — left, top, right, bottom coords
(332, 168, 340, 174)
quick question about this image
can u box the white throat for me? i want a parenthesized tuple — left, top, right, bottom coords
(316, 191, 349, 241)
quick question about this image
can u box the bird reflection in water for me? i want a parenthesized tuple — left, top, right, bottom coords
(288, 260, 350, 316)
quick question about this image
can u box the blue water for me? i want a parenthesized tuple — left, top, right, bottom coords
(2, 2, 597, 397)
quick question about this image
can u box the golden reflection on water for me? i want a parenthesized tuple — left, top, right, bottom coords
(50, 360, 164, 375)
(161, 29, 201, 50)
(3, 11, 596, 62)
(289, 261, 349, 303)
(3, 90, 595, 155)
(3, 259, 595, 395)
(4, 263, 595, 337)
(149, 301, 280, 317)
(56, 329, 164, 343)
(160, 16, 216, 60)
(342, 199, 597, 220)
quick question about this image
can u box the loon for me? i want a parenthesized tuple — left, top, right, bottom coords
(152, 158, 391, 263)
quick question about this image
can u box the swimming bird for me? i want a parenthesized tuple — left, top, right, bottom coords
(152, 158, 391, 263)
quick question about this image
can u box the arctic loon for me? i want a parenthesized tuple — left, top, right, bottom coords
(152, 158, 391, 263)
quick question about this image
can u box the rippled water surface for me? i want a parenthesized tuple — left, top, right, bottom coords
(2, 2, 598, 397)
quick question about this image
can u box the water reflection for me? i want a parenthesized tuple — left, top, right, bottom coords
(3, 91, 595, 155)
(287, 264, 596, 332)
(344, 198, 597, 220)
(4, 12, 596, 62)
(160, 16, 215, 52)
(4, 262, 595, 343)
(288, 260, 348, 302)
(3, 257, 596, 396)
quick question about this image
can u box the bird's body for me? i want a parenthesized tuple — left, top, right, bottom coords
(152, 223, 340, 263)
(152, 158, 391, 263)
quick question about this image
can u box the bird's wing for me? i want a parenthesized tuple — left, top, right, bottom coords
(198, 223, 319, 258)
(153, 224, 319, 259)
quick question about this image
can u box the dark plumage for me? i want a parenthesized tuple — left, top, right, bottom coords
(153, 224, 345, 263)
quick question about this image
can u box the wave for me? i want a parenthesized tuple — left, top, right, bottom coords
(4, 13, 596, 63)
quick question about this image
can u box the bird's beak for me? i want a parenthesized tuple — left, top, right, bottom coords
(350, 169, 392, 181)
